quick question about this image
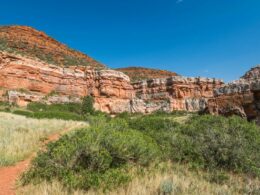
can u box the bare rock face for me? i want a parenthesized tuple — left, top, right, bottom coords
(131, 76, 224, 113)
(8, 50, 260, 117)
(0, 51, 226, 114)
(206, 66, 260, 123)
(0, 51, 134, 113)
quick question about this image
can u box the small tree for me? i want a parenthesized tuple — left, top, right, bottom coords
(81, 96, 94, 115)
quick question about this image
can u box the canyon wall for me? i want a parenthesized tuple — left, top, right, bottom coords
(131, 77, 224, 113)
(0, 52, 134, 113)
(0, 51, 227, 114)
(5, 50, 260, 118)
(206, 66, 260, 123)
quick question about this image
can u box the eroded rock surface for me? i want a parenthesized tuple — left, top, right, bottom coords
(207, 65, 260, 123)
(0, 51, 227, 114)
(131, 76, 224, 113)
(0, 52, 134, 113)
(5, 50, 260, 117)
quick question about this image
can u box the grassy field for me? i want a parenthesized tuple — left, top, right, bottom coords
(0, 112, 87, 166)
(17, 163, 260, 195)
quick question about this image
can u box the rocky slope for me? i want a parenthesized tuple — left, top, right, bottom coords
(116, 67, 178, 82)
(0, 26, 104, 68)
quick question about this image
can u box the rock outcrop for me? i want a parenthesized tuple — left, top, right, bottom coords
(0, 25, 227, 114)
(0, 52, 134, 113)
(131, 76, 224, 113)
(206, 65, 260, 123)
(0, 51, 226, 114)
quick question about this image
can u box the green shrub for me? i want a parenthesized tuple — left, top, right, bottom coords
(159, 179, 174, 194)
(0, 101, 9, 107)
(27, 102, 47, 112)
(13, 110, 33, 117)
(128, 115, 180, 159)
(26, 102, 84, 120)
(81, 96, 94, 114)
(22, 125, 161, 190)
(32, 111, 83, 121)
(27, 102, 82, 114)
(171, 115, 260, 176)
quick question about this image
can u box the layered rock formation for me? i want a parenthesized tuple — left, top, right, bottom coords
(0, 25, 228, 114)
(0, 51, 226, 114)
(207, 66, 260, 123)
(131, 77, 224, 113)
(2, 26, 260, 117)
(0, 52, 134, 113)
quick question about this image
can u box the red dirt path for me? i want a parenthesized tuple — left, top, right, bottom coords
(0, 126, 83, 195)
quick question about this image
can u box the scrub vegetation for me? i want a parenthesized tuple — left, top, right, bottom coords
(1, 98, 260, 194)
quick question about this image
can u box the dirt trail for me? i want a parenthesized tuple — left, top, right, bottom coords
(0, 124, 85, 195)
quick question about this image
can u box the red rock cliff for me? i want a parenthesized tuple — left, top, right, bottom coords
(131, 77, 224, 113)
(0, 51, 227, 114)
(0, 51, 134, 113)
(207, 65, 260, 123)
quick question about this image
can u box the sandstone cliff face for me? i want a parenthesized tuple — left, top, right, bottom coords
(207, 65, 260, 123)
(0, 51, 226, 114)
(131, 76, 224, 113)
(0, 52, 134, 113)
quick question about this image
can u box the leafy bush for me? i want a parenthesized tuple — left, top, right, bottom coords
(27, 102, 82, 115)
(27, 102, 48, 112)
(21, 112, 260, 192)
(81, 96, 94, 115)
(25, 102, 84, 120)
(0, 101, 9, 107)
(128, 115, 180, 159)
(13, 110, 33, 117)
(22, 124, 161, 190)
(171, 115, 260, 176)
(159, 179, 174, 194)
(32, 111, 84, 121)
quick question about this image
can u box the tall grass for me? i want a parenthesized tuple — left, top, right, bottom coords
(17, 163, 260, 195)
(0, 112, 87, 166)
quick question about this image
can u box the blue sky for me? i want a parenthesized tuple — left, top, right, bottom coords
(1, 0, 260, 82)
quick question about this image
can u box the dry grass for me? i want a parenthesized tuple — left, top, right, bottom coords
(0, 112, 87, 166)
(17, 163, 260, 195)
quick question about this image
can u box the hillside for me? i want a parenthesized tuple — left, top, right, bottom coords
(0, 26, 104, 68)
(116, 66, 178, 82)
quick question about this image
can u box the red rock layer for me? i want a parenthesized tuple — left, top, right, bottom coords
(0, 52, 133, 113)
(131, 77, 224, 113)
(206, 66, 260, 123)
